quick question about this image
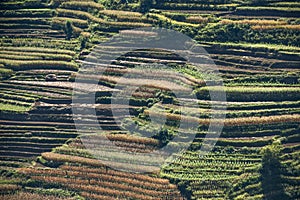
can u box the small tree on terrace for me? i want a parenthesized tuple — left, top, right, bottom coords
(250, 0, 268, 6)
(139, 0, 153, 13)
(260, 141, 289, 200)
(65, 20, 73, 40)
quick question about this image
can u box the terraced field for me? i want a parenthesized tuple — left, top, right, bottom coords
(0, 0, 299, 199)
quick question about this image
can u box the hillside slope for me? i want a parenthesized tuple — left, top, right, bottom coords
(0, 0, 299, 199)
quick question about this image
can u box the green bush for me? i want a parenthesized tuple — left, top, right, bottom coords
(139, 0, 153, 13)
(196, 23, 300, 46)
(260, 141, 290, 200)
(64, 21, 73, 40)
(0, 68, 13, 80)
(249, 0, 268, 6)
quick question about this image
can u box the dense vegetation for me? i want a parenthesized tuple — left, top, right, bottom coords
(0, 0, 299, 199)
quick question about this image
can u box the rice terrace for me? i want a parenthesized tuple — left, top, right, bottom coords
(0, 0, 299, 199)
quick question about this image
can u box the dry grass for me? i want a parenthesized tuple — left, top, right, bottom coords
(60, 165, 172, 186)
(67, 183, 158, 200)
(114, 15, 152, 23)
(18, 156, 181, 199)
(186, 16, 208, 24)
(31, 175, 170, 199)
(28, 171, 182, 199)
(19, 168, 66, 176)
(0, 184, 20, 192)
(41, 152, 105, 167)
(61, 1, 104, 10)
(119, 30, 158, 37)
(80, 192, 116, 200)
(41, 152, 159, 172)
(76, 73, 190, 91)
(252, 24, 300, 30)
(0, 192, 73, 200)
(225, 114, 300, 126)
(106, 134, 159, 146)
(144, 110, 300, 126)
(220, 19, 288, 26)
(52, 17, 88, 28)
(57, 8, 151, 28)
(100, 10, 142, 17)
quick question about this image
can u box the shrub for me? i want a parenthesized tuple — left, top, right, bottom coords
(0, 68, 13, 80)
(139, 0, 153, 13)
(260, 141, 289, 200)
(249, 0, 268, 6)
(64, 21, 73, 40)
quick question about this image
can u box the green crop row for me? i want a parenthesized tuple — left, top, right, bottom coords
(0, 82, 71, 97)
(206, 42, 300, 53)
(270, 2, 300, 8)
(148, 13, 199, 27)
(0, 136, 67, 143)
(0, 9, 53, 17)
(195, 86, 300, 101)
(0, 46, 76, 56)
(0, 38, 80, 50)
(155, 0, 231, 4)
(0, 17, 51, 25)
(0, 103, 32, 112)
(235, 6, 300, 17)
(0, 53, 72, 62)
(237, 6, 300, 12)
(0, 0, 48, 10)
(0, 92, 36, 103)
(191, 138, 272, 148)
(0, 97, 33, 107)
(0, 23, 50, 30)
(0, 59, 78, 71)
(0, 50, 73, 61)
(156, 3, 237, 11)
(196, 23, 300, 46)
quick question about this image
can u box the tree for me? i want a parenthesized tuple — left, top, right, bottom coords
(103, 0, 127, 9)
(65, 21, 73, 40)
(261, 142, 281, 178)
(139, 0, 152, 13)
(260, 141, 290, 200)
(153, 128, 173, 147)
(250, 0, 267, 6)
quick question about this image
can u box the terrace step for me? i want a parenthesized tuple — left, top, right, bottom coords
(0, 146, 52, 153)
(0, 23, 51, 29)
(0, 131, 77, 138)
(204, 44, 300, 61)
(0, 160, 27, 168)
(212, 53, 298, 66)
(234, 8, 300, 17)
(0, 120, 75, 127)
(0, 150, 40, 158)
(0, 141, 63, 149)
(0, 136, 69, 143)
